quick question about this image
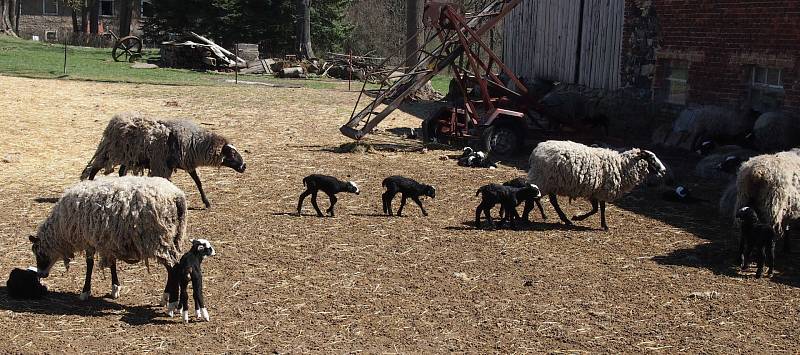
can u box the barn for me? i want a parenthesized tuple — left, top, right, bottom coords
(502, 0, 800, 116)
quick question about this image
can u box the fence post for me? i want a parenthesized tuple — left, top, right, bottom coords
(63, 33, 68, 75)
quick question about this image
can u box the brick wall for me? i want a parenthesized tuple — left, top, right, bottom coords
(18, 0, 146, 41)
(651, 0, 800, 115)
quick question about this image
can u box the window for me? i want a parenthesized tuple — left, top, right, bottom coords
(100, 0, 114, 16)
(141, 0, 154, 18)
(45, 31, 57, 42)
(664, 60, 689, 105)
(750, 66, 784, 111)
(43, 0, 58, 15)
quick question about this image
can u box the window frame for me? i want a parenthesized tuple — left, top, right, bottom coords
(100, 0, 114, 17)
(42, 0, 58, 15)
(751, 66, 783, 91)
(45, 30, 58, 42)
(664, 60, 690, 105)
(140, 0, 154, 18)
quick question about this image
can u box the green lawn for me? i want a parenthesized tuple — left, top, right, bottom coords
(0, 36, 336, 88)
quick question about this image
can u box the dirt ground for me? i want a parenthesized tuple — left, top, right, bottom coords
(0, 75, 799, 353)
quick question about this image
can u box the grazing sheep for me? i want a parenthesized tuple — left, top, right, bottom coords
(81, 112, 246, 208)
(735, 149, 800, 252)
(475, 183, 542, 229)
(527, 140, 667, 230)
(736, 207, 776, 278)
(166, 239, 215, 323)
(501, 177, 546, 221)
(29, 176, 187, 301)
(6, 267, 47, 300)
(297, 174, 360, 217)
(381, 176, 435, 216)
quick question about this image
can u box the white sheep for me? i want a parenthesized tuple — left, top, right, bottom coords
(527, 140, 666, 230)
(29, 176, 188, 302)
(735, 149, 800, 251)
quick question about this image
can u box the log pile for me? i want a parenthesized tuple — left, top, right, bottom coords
(159, 32, 247, 70)
(321, 52, 389, 83)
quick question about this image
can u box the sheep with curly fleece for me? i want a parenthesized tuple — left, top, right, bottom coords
(29, 176, 187, 302)
(81, 112, 246, 208)
(527, 140, 666, 230)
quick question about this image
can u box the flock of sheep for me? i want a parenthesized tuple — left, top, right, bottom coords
(12, 107, 800, 324)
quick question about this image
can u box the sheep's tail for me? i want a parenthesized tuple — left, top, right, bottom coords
(302, 176, 309, 187)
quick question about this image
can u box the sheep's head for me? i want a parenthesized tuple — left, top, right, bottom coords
(526, 184, 542, 199)
(221, 144, 246, 173)
(695, 140, 716, 155)
(28, 235, 56, 278)
(424, 185, 436, 199)
(639, 150, 667, 177)
(346, 181, 360, 195)
(190, 239, 216, 259)
(716, 155, 744, 174)
(736, 207, 760, 224)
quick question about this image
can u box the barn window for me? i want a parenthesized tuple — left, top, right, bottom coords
(664, 60, 689, 105)
(42, 0, 58, 15)
(100, 0, 114, 16)
(749, 66, 784, 111)
(141, 0, 154, 17)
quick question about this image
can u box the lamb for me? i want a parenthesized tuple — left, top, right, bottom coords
(527, 140, 667, 230)
(80, 112, 247, 208)
(28, 176, 187, 302)
(735, 149, 800, 252)
(475, 183, 542, 229)
(6, 267, 48, 300)
(165, 239, 216, 323)
(381, 176, 435, 216)
(500, 177, 546, 221)
(736, 207, 776, 278)
(297, 174, 360, 217)
(458, 147, 496, 169)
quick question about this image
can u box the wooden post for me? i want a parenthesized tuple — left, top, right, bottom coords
(63, 33, 68, 74)
(348, 48, 352, 91)
(234, 43, 239, 84)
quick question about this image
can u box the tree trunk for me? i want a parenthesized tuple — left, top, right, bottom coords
(118, 0, 133, 37)
(405, 0, 423, 69)
(89, 0, 99, 34)
(0, 0, 18, 36)
(295, 0, 314, 59)
(71, 8, 79, 32)
(80, 3, 88, 33)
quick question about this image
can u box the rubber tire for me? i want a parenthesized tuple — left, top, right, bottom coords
(483, 124, 521, 157)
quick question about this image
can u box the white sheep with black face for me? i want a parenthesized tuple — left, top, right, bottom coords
(527, 140, 667, 230)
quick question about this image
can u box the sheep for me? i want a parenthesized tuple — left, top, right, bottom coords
(6, 267, 47, 300)
(527, 140, 667, 230)
(458, 147, 496, 169)
(80, 112, 246, 208)
(500, 177, 546, 221)
(381, 176, 435, 217)
(165, 239, 216, 323)
(297, 174, 360, 217)
(665, 105, 758, 151)
(752, 112, 800, 152)
(735, 149, 800, 253)
(475, 183, 542, 230)
(736, 207, 776, 278)
(28, 176, 187, 302)
(719, 182, 738, 223)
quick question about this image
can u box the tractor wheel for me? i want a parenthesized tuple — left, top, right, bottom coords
(483, 123, 521, 157)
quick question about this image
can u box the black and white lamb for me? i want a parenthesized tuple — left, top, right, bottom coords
(736, 207, 776, 278)
(458, 147, 496, 169)
(81, 112, 246, 208)
(297, 174, 360, 217)
(475, 183, 542, 229)
(166, 239, 216, 323)
(527, 140, 667, 230)
(29, 176, 187, 302)
(381, 176, 435, 216)
(501, 177, 546, 221)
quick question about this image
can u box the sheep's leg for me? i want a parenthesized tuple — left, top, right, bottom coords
(411, 196, 428, 216)
(397, 195, 408, 216)
(742, 243, 753, 271)
(382, 191, 395, 216)
(572, 199, 598, 221)
(109, 258, 121, 299)
(191, 270, 209, 321)
(548, 194, 572, 225)
(310, 191, 324, 217)
(536, 200, 547, 220)
(521, 200, 533, 221)
(475, 203, 483, 228)
(483, 205, 495, 228)
(179, 276, 190, 323)
(738, 231, 747, 268)
(504, 202, 520, 230)
(783, 228, 792, 253)
(297, 189, 312, 215)
(326, 193, 338, 217)
(755, 246, 766, 278)
(599, 201, 608, 231)
(80, 251, 95, 301)
(767, 240, 776, 277)
(164, 264, 179, 310)
(118, 165, 128, 177)
(188, 169, 211, 208)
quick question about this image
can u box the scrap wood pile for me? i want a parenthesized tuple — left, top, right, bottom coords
(160, 32, 246, 70)
(321, 52, 391, 83)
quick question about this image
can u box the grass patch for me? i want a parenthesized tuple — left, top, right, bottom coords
(0, 36, 336, 89)
(429, 74, 452, 94)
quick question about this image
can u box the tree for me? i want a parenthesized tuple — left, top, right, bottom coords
(296, 0, 314, 58)
(0, 0, 18, 36)
(404, 0, 423, 68)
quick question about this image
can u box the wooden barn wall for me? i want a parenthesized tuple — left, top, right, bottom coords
(502, 0, 624, 90)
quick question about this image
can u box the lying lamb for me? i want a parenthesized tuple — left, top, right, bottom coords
(736, 207, 776, 278)
(475, 183, 542, 229)
(6, 267, 48, 300)
(297, 174, 360, 217)
(458, 147, 496, 169)
(527, 140, 666, 230)
(29, 176, 187, 301)
(81, 112, 246, 208)
(166, 239, 216, 323)
(381, 176, 435, 216)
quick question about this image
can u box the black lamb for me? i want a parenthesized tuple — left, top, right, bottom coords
(475, 183, 542, 229)
(500, 177, 547, 221)
(297, 174, 360, 217)
(381, 176, 436, 216)
(6, 267, 47, 300)
(166, 239, 216, 323)
(736, 207, 776, 278)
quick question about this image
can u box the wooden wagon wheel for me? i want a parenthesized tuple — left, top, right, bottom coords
(112, 36, 143, 62)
